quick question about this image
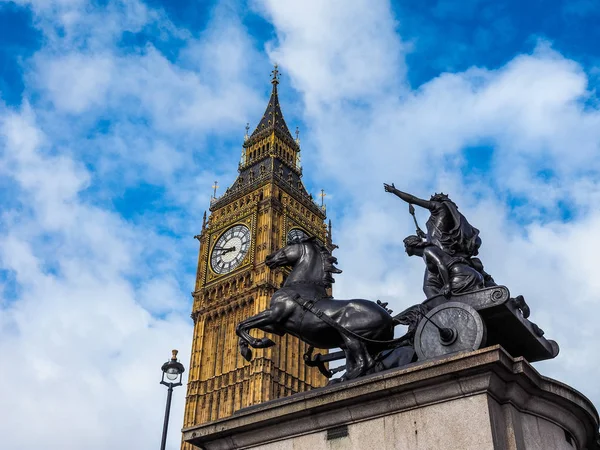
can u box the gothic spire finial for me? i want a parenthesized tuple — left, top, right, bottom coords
(244, 122, 249, 141)
(271, 63, 280, 85)
(319, 189, 326, 209)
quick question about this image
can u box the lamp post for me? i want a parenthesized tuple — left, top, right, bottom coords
(160, 349, 185, 450)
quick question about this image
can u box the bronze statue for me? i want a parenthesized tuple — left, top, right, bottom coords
(236, 237, 413, 382)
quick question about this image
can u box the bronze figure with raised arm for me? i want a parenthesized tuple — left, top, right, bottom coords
(384, 183, 482, 258)
(384, 183, 496, 294)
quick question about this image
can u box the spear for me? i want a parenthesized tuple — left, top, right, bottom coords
(409, 203, 426, 239)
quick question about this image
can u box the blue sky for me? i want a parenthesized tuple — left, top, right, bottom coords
(1, 1, 600, 449)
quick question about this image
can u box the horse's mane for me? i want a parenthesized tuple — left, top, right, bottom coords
(302, 236, 342, 285)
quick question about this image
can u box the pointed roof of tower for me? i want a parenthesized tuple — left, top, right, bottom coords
(245, 65, 296, 147)
(210, 65, 323, 219)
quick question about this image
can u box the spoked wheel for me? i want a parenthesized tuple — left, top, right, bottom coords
(414, 301, 486, 360)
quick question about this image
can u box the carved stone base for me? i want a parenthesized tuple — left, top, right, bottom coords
(182, 346, 599, 450)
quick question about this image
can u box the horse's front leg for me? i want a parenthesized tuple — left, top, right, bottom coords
(236, 310, 278, 361)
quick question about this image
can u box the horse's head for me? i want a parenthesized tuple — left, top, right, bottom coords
(265, 241, 303, 269)
(265, 237, 342, 286)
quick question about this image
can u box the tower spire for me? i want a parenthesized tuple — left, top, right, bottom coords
(245, 64, 295, 145)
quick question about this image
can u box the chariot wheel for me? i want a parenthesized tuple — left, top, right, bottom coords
(414, 301, 486, 360)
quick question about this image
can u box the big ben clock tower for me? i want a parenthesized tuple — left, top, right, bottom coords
(181, 66, 330, 442)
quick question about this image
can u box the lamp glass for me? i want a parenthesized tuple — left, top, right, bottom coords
(166, 367, 179, 381)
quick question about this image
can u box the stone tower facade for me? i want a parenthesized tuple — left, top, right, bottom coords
(181, 67, 329, 445)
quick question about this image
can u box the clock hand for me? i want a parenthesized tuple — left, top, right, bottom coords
(215, 246, 236, 254)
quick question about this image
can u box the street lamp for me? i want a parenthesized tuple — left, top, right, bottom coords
(160, 349, 185, 450)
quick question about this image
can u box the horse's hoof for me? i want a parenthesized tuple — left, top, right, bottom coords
(343, 370, 361, 381)
(240, 345, 253, 361)
(327, 378, 343, 386)
(258, 337, 276, 348)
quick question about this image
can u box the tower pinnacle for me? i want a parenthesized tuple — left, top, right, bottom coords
(271, 63, 280, 85)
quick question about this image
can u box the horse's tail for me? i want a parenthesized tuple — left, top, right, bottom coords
(392, 303, 428, 336)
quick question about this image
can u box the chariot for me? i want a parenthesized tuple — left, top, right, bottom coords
(303, 285, 559, 380)
(304, 286, 559, 377)
(414, 285, 559, 362)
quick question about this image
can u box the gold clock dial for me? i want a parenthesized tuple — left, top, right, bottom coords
(211, 225, 251, 274)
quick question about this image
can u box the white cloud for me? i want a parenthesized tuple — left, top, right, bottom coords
(255, 0, 408, 109)
(0, 102, 193, 449)
(33, 44, 261, 134)
(39, 53, 115, 114)
(9, 0, 153, 47)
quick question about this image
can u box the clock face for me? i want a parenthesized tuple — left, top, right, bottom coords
(287, 228, 308, 244)
(211, 225, 251, 274)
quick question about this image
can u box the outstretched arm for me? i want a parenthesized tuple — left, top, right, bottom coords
(383, 183, 432, 210)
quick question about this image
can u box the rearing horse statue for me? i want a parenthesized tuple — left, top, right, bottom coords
(236, 237, 399, 381)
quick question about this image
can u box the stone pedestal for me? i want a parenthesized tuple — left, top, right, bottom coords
(182, 346, 599, 450)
